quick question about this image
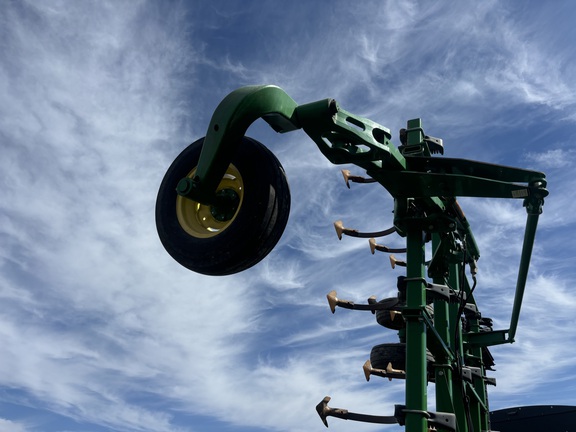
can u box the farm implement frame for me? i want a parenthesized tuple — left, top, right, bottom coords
(156, 85, 548, 432)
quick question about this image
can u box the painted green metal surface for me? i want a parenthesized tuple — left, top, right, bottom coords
(176, 85, 300, 204)
(180, 85, 548, 432)
(404, 227, 428, 432)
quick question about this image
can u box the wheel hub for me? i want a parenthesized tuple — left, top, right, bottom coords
(210, 189, 240, 222)
(176, 165, 244, 238)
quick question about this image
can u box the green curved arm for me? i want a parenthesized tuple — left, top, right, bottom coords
(177, 85, 300, 204)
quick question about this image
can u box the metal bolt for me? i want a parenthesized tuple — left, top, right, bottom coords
(329, 99, 339, 115)
(176, 178, 193, 195)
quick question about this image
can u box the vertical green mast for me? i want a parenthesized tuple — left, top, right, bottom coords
(403, 119, 428, 432)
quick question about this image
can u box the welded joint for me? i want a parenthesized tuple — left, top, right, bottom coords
(395, 406, 456, 431)
(467, 366, 497, 386)
(463, 303, 481, 319)
(399, 277, 463, 304)
(523, 179, 548, 215)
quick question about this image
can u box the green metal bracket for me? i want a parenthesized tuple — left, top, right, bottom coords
(176, 85, 300, 204)
(295, 99, 405, 170)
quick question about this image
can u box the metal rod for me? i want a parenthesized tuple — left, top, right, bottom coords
(403, 119, 428, 432)
(507, 212, 540, 342)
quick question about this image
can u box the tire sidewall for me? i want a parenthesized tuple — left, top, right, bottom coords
(156, 136, 290, 275)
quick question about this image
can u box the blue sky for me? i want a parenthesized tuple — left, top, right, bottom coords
(1, 1, 576, 431)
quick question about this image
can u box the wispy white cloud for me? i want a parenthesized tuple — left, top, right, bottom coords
(524, 148, 576, 169)
(489, 273, 576, 403)
(0, 1, 212, 430)
(0, 418, 29, 432)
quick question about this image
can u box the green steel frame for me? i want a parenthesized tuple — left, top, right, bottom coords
(179, 85, 548, 432)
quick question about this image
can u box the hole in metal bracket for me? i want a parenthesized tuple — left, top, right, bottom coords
(346, 116, 366, 131)
(372, 128, 387, 144)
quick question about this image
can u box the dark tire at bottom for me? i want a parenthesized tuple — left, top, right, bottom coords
(370, 343, 435, 379)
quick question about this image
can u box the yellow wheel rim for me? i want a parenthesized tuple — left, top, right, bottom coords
(176, 164, 244, 238)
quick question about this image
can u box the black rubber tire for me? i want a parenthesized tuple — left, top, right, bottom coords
(370, 343, 435, 376)
(156, 136, 290, 276)
(375, 297, 403, 330)
(375, 300, 434, 330)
